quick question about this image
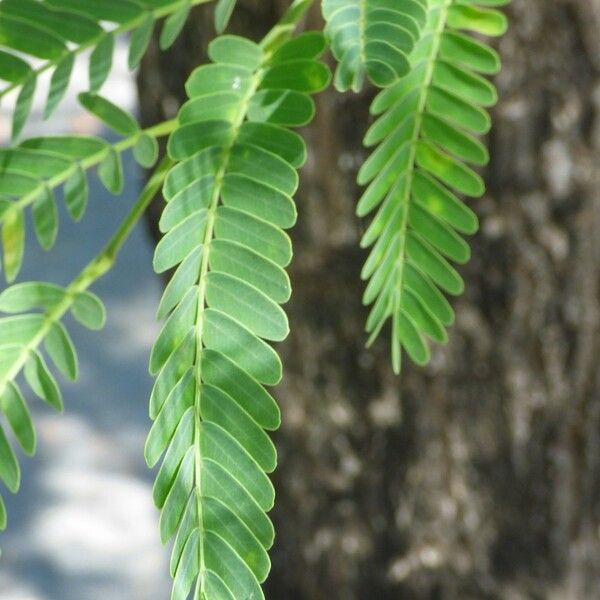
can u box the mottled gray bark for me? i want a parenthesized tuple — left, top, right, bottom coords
(138, 2, 600, 597)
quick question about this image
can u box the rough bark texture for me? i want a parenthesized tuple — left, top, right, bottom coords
(138, 2, 600, 598)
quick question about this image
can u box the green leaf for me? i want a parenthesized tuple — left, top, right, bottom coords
(1, 382, 35, 456)
(201, 421, 274, 511)
(128, 14, 154, 70)
(98, 148, 123, 194)
(201, 383, 276, 472)
(134, 134, 159, 168)
(0, 15, 65, 60)
(160, 2, 191, 50)
(203, 529, 263, 596)
(439, 31, 500, 75)
(203, 496, 270, 581)
(71, 291, 106, 330)
(160, 177, 213, 233)
(412, 170, 478, 235)
(0, 51, 31, 84)
(149, 332, 195, 419)
(170, 493, 197, 575)
(64, 166, 89, 221)
(447, 4, 508, 36)
(2, 207, 25, 283)
(260, 59, 331, 93)
(426, 87, 491, 134)
(167, 120, 234, 161)
(153, 211, 207, 274)
(0, 148, 71, 180)
(32, 187, 59, 250)
(0, 282, 65, 313)
(24, 351, 63, 412)
(200, 458, 273, 546)
(146, 23, 331, 598)
(78, 93, 140, 136)
(0, 173, 38, 197)
(404, 263, 454, 326)
(405, 232, 464, 295)
(322, 0, 426, 91)
(2, 0, 103, 44)
(179, 93, 242, 125)
(0, 424, 20, 493)
(153, 409, 193, 507)
(202, 308, 282, 386)
(415, 140, 484, 197)
(221, 173, 296, 229)
(238, 122, 306, 169)
(209, 239, 291, 302)
(355, 0, 507, 368)
(203, 569, 235, 600)
(208, 35, 262, 70)
(228, 142, 298, 196)
(214, 0, 237, 33)
(421, 113, 489, 166)
(159, 446, 194, 542)
(248, 90, 315, 127)
(45, 0, 143, 23)
(149, 288, 197, 375)
(89, 33, 114, 93)
(215, 206, 292, 267)
(396, 312, 430, 366)
(201, 349, 280, 430)
(0, 314, 44, 347)
(12, 77, 36, 142)
(172, 529, 199, 600)
(408, 203, 470, 264)
(44, 54, 75, 119)
(44, 322, 78, 381)
(145, 371, 195, 466)
(21, 135, 107, 160)
(271, 31, 326, 64)
(157, 247, 203, 320)
(401, 288, 447, 344)
(205, 272, 288, 342)
(433, 61, 497, 107)
(185, 64, 252, 98)
(163, 148, 223, 201)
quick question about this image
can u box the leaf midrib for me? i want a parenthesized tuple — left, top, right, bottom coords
(390, 0, 451, 372)
(191, 60, 267, 596)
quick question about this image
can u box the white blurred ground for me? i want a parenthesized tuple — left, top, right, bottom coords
(0, 41, 172, 599)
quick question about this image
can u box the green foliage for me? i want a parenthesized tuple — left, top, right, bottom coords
(0, 154, 169, 539)
(147, 19, 330, 597)
(0, 0, 510, 594)
(357, 0, 507, 372)
(323, 0, 428, 91)
(0, 96, 170, 282)
(214, 0, 237, 33)
(0, 0, 213, 139)
(0, 281, 107, 530)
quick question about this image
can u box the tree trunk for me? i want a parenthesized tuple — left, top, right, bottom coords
(138, 2, 600, 597)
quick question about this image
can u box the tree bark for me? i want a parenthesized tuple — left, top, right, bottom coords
(138, 1, 600, 597)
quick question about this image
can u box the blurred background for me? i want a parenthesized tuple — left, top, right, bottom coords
(3, 1, 600, 599)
